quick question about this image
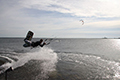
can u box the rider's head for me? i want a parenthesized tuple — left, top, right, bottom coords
(40, 39, 43, 43)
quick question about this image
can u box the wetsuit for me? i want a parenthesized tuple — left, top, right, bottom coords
(31, 41, 46, 47)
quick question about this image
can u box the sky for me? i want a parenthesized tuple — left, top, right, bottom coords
(0, 0, 120, 38)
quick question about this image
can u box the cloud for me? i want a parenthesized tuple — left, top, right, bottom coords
(0, 0, 120, 38)
(19, 0, 120, 18)
(86, 20, 120, 28)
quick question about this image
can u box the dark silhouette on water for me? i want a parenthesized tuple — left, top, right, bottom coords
(5, 67, 13, 80)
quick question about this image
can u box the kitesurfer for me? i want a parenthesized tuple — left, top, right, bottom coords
(23, 39, 46, 48)
(31, 39, 46, 47)
(23, 31, 51, 48)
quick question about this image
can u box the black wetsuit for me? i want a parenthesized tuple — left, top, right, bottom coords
(31, 41, 45, 47)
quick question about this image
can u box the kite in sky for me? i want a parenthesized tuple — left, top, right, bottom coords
(80, 20, 84, 25)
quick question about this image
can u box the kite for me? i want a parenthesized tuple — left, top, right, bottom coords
(80, 20, 84, 25)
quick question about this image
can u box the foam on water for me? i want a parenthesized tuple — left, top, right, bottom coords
(0, 47, 58, 79)
(58, 52, 120, 79)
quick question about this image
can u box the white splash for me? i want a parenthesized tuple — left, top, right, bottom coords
(0, 47, 58, 79)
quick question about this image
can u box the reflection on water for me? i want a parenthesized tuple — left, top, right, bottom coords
(111, 39, 120, 50)
(0, 38, 120, 80)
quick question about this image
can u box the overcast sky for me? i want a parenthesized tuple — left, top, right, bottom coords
(0, 0, 120, 38)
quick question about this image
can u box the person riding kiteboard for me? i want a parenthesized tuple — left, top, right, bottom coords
(23, 31, 50, 48)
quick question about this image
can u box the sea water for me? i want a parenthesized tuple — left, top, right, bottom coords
(0, 38, 120, 80)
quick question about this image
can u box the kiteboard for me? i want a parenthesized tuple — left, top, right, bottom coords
(25, 31, 34, 41)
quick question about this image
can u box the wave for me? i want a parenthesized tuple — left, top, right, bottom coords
(1, 47, 120, 79)
(57, 52, 120, 79)
(0, 47, 58, 79)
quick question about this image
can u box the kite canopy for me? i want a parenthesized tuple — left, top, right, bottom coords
(80, 20, 84, 25)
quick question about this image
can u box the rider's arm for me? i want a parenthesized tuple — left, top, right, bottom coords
(40, 42, 46, 47)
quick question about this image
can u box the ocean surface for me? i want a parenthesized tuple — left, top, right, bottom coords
(0, 38, 120, 80)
